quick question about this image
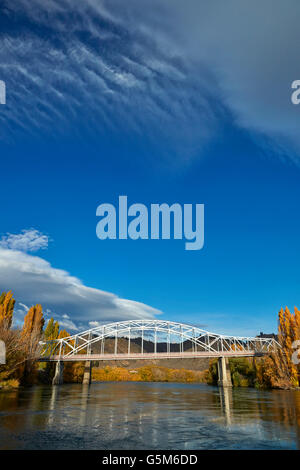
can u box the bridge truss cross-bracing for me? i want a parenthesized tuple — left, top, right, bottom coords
(39, 319, 279, 362)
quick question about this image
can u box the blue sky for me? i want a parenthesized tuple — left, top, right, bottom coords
(0, 1, 300, 336)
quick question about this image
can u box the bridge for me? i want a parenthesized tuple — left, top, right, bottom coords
(39, 320, 279, 387)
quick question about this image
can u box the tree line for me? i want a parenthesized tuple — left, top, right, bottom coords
(0, 290, 300, 389)
(0, 291, 82, 389)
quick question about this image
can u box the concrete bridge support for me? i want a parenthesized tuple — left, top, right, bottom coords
(82, 361, 92, 385)
(217, 356, 232, 387)
(52, 361, 64, 385)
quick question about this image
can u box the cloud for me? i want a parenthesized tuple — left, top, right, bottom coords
(0, 0, 221, 159)
(1, 1, 299, 161)
(0, 229, 49, 252)
(167, 0, 300, 158)
(0, 247, 162, 331)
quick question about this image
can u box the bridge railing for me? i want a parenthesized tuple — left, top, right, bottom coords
(39, 320, 280, 360)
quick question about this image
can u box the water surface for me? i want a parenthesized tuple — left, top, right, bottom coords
(0, 382, 299, 449)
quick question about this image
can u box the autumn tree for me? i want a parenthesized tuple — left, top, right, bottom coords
(57, 328, 73, 354)
(57, 328, 69, 340)
(255, 307, 300, 389)
(276, 306, 300, 387)
(39, 317, 60, 381)
(22, 304, 45, 339)
(0, 324, 24, 386)
(20, 304, 45, 385)
(55, 328, 84, 383)
(0, 291, 15, 329)
(44, 317, 60, 341)
(0, 291, 23, 388)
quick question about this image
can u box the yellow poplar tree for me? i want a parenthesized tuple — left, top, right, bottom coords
(57, 329, 84, 383)
(20, 304, 45, 385)
(257, 306, 300, 389)
(44, 317, 60, 341)
(277, 307, 300, 386)
(22, 304, 45, 339)
(0, 291, 15, 329)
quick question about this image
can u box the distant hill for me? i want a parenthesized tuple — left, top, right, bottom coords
(91, 336, 210, 371)
(92, 335, 204, 354)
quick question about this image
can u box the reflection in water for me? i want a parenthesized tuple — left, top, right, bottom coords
(48, 386, 59, 426)
(0, 382, 300, 449)
(219, 387, 232, 426)
(79, 385, 89, 427)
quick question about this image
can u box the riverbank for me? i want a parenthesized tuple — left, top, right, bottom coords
(92, 364, 207, 383)
(90, 358, 299, 390)
(0, 356, 297, 391)
(0, 379, 19, 390)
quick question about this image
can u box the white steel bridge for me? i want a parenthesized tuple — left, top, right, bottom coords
(39, 319, 278, 362)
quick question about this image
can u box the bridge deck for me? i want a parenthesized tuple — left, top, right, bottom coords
(39, 350, 259, 362)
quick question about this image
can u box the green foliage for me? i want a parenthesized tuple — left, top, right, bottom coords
(205, 359, 218, 385)
(229, 358, 256, 387)
(44, 318, 59, 341)
(39, 317, 60, 381)
(206, 357, 256, 388)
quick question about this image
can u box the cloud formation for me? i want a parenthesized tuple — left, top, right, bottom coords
(168, 0, 300, 159)
(0, 229, 49, 252)
(1, 0, 299, 161)
(0, 0, 219, 159)
(0, 247, 161, 331)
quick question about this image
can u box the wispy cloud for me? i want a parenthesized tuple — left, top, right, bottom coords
(1, 1, 299, 161)
(0, 0, 220, 159)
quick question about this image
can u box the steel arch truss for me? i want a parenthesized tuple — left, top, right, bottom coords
(39, 319, 279, 361)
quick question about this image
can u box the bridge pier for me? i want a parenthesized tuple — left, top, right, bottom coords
(217, 357, 232, 387)
(52, 360, 64, 385)
(82, 361, 92, 385)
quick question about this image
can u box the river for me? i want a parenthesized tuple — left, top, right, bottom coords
(0, 382, 299, 449)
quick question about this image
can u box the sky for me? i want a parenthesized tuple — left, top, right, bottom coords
(0, 0, 300, 336)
